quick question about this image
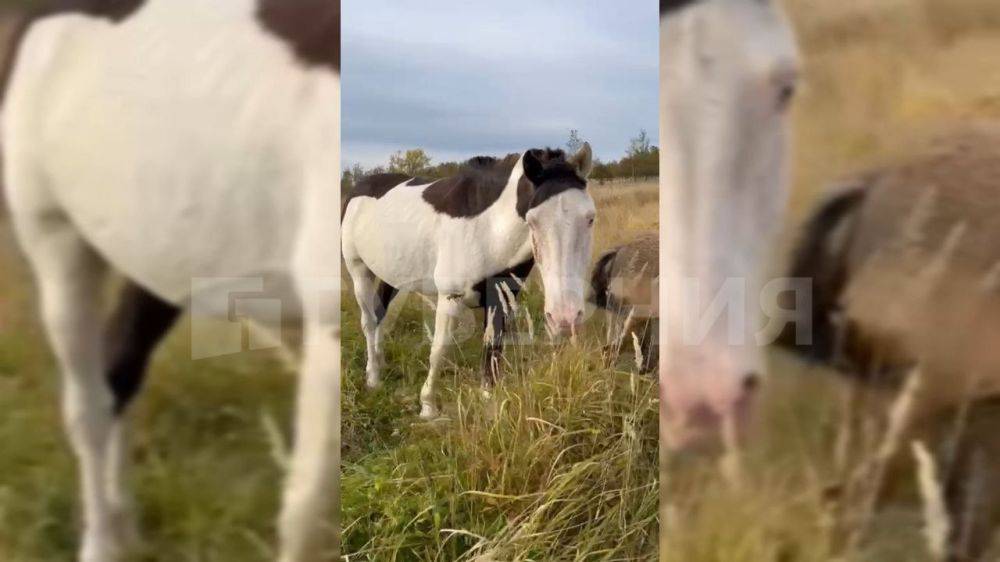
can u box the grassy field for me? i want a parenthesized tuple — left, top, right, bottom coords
(662, 1, 1000, 561)
(0, 179, 658, 560)
(341, 179, 659, 560)
(0, 218, 309, 560)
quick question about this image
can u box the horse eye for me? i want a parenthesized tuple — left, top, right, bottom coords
(587, 217, 595, 227)
(776, 83, 796, 111)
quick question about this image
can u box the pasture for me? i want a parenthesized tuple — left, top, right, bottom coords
(341, 179, 659, 560)
(0, 179, 658, 559)
(0, 214, 303, 560)
(662, 0, 1000, 560)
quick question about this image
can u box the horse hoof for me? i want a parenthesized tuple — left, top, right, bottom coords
(419, 404, 437, 420)
(80, 537, 122, 562)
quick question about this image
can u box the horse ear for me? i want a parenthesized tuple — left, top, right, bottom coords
(522, 150, 545, 185)
(571, 142, 593, 179)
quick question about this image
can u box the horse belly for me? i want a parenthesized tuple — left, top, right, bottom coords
(347, 191, 439, 294)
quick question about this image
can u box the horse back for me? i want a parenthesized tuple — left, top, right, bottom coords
(3, 0, 340, 304)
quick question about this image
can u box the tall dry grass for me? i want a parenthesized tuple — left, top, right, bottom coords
(782, 0, 1000, 217)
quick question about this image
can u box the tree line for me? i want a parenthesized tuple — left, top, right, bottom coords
(342, 129, 657, 192)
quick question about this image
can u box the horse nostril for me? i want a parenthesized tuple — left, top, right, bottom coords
(574, 310, 584, 322)
(742, 372, 761, 392)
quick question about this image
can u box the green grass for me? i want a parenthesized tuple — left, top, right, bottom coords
(0, 210, 658, 560)
(341, 284, 659, 561)
(0, 219, 304, 561)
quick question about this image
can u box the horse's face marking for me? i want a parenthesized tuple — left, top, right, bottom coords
(257, 0, 340, 72)
(527, 188, 595, 336)
(661, 0, 799, 448)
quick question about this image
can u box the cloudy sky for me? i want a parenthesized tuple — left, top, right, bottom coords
(342, 1, 658, 168)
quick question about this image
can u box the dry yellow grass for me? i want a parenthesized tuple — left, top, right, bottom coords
(782, 0, 1000, 217)
(591, 179, 659, 253)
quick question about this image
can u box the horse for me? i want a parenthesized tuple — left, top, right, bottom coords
(341, 144, 595, 419)
(659, 0, 800, 448)
(778, 124, 1000, 560)
(2, 1, 340, 561)
(590, 232, 659, 373)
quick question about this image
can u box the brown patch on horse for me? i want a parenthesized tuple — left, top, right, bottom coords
(420, 154, 520, 218)
(257, 0, 340, 72)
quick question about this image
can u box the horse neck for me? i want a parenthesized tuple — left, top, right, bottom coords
(483, 163, 532, 262)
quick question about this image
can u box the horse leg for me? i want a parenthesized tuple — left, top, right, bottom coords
(639, 318, 659, 373)
(943, 400, 1000, 561)
(20, 222, 121, 562)
(481, 303, 506, 389)
(480, 277, 513, 389)
(420, 294, 461, 419)
(102, 282, 180, 545)
(279, 207, 341, 562)
(345, 260, 386, 388)
(371, 279, 398, 380)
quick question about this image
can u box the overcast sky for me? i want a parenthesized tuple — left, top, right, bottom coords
(342, 0, 658, 168)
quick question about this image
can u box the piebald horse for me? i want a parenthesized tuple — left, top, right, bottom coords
(342, 145, 595, 419)
(2, 1, 340, 561)
(659, 0, 800, 447)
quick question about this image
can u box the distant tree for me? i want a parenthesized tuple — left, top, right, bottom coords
(590, 158, 614, 184)
(349, 162, 367, 182)
(626, 129, 653, 158)
(566, 129, 584, 154)
(341, 169, 354, 194)
(388, 149, 432, 176)
(423, 160, 463, 179)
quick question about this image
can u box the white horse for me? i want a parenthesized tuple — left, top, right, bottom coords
(2, 1, 339, 561)
(342, 145, 595, 419)
(659, 0, 800, 447)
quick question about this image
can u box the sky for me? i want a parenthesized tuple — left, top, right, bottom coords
(342, 0, 658, 169)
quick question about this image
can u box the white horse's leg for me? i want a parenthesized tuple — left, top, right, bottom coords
(420, 294, 461, 420)
(25, 225, 119, 562)
(278, 317, 339, 562)
(279, 165, 340, 561)
(345, 260, 383, 388)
